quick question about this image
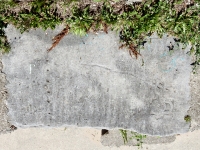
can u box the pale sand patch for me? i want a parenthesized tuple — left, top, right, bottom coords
(0, 127, 200, 150)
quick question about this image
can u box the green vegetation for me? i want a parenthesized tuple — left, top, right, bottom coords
(0, 18, 10, 53)
(119, 129, 147, 148)
(119, 129, 128, 144)
(184, 115, 191, 122)
(0, 0, 200, 70)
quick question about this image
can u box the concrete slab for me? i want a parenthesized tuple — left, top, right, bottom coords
(2, 24, 192, 136)
(188, 65, 200, 131)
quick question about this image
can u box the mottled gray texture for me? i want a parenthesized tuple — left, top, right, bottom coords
(0, 53, 11, 134)
(188, 58, 200, 131)
(3, 25, 192, 136)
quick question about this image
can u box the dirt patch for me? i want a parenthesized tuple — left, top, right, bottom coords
(0, 53, 11, 134)
(188, 63, 200, 131)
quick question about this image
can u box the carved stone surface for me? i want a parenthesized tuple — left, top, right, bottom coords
(3, 25, 191, 136)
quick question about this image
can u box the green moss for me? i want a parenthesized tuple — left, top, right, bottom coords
(184, 115, 191, 123)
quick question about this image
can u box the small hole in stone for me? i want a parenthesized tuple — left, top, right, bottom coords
(46, 80, 50, 83)
(47, 69, 49, 72)
(47, 91, 51, 94)
(10, 125, 17, 130)
(101, 129, 109, 136)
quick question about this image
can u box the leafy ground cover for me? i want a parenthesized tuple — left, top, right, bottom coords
(119, 129, 147, 148)
(0, 0, 199, 70)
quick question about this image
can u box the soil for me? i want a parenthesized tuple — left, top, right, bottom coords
(0, 53, 11, 134)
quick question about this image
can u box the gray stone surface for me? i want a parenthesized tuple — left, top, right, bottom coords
(188, 60, 200, 131)
(3, 25, 192, 136)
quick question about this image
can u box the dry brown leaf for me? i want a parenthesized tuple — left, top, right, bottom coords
(119, 43, 141, 59)
(47, 25, 70, 52)
(103, 23, 108, 34)
(119, 44, 126, 49)
(129, 43, 141, 59)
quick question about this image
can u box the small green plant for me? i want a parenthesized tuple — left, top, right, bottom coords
(119, 129, 128, 144)
(0, 18, 10, 53)
(184, 115, 191, 122)
(130, 131, 147, 148)
(119, 129, 146, 149)
(66, 5, 95, 36)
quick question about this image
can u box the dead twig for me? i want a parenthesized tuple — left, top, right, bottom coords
(119, 43, 126, 49)
(47, 25, 70, 52)
(129, 43, 141, 59)
(103, 23, 108, 34)
(119, 43, 141, 59)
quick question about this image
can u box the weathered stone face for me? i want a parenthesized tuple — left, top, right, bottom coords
(3, 25, 191, 136)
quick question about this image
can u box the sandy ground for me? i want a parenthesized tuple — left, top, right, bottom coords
(0, 127, 200, 150)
